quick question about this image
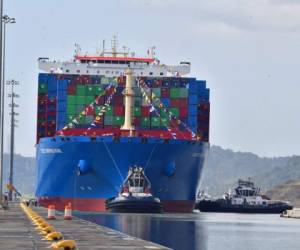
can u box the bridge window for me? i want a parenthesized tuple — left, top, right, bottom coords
(66, 69, 70, 73)
(160, 72, 164, 76)
(149, 72, 153, 75)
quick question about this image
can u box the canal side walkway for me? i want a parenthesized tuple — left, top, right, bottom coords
(0, 203, 170, 250)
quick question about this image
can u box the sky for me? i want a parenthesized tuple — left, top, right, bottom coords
(4, 0, 300, 157)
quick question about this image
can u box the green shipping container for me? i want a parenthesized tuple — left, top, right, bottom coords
(38, 117, 46, 122)
(151, 117, 160, 127)
(86, 85, 95, 95)
(76, 96, 86, 105)
(113, 116, 125, 126)
(106, 106, 113, 116)
(67, 105, 76, 115)
(152, 88, 161, 98)
(95, 105, 105, 115)
(160, 117, 169, 126)
(170, 88, 180, 98)
(104, 115, 113, 125)
(134, 97, 142, 106)
(169, 107, 179, 117)
(78, 116, 86, 124)
(67, 114, 76, 123)
(76, 85, 85, 95)
(67, 95, 76, 105)
(160, 110, 169, 119)
(141, 117, 150, 127)
(38, 84, 48, 94)
(179, 88, 188, 97)
(134, 88, 142, 97)
(76, 105, 85, 114)
(101, 77, 110, 84)
(85, 96, 95, 105)
(85, 115, 94, 124)
(134, 107, 141, 116)
(95, 86, 105, 96)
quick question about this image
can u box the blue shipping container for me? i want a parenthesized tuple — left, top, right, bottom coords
(188, 116, 197, 127)
(161, 98, 170, 107)
(58, 90, 67, 100)
(58, 80, 68, 91)
(38, 74, 48, 84)
(47, 91, 57, 99)
(57, 101, 67, 112)
(188, 95, 198, 105)
(188, 105, 198, 116)
(57, 112, 66, 123)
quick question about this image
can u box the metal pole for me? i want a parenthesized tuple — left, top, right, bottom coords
(8, 83, 13, 201)
(0, 0, 4, 207)
(0, 19, 4, 204)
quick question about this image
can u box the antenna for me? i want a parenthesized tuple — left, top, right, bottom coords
(111, 35, 118, 57)
(74, 43, 81, 56)
(102, 39, 106, 55)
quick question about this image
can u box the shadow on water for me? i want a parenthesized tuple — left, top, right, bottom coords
(76, 212, 300, 250)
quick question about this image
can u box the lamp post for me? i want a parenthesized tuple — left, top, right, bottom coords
(0, 15, 15, 204)
(7, 79, 19, 201)
(0, 0, 4, 207)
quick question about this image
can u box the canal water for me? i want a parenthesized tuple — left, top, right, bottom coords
(77, 211, 300, 250)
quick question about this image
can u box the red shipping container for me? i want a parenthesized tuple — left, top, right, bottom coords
(118, 76, 126, 86)
(113, 106, 125, 116)
(141, 107, 150, 116)
(170, 98, 187, 107)
(161, 87, 170, 98)
(112, 96, 123, 105)
(198, 115, 209, 122)
(68, 84, 76, 95)
(38, 122, 46, 127)
(47, 111, 56, 116)
(38, 94, 47, 101)
(179, 108, 188, 118)
(199, 102, 210, 110)
(153, 79, 162, 87)
(85, 106, 95, 115)
(95, 96, 105, 105)
(133, 117, 141, 127)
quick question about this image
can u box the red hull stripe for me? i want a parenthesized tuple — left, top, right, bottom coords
(38, 197, 194, 213)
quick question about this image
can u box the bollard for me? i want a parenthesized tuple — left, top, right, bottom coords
(64, 203, 72, 220)
(47, 205, 56, 220)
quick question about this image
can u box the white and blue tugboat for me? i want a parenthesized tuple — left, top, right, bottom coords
(106, 166, 163, 213)
(196, 178, 293, 213)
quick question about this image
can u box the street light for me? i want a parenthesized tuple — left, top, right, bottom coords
(6, 79, 19, 201)
(0, 15, 15, 205)
(0, 0, 4, 208)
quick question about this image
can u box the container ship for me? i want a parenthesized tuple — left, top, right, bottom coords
(35, 38, 210, 212)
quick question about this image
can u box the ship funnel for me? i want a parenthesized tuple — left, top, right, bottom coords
(121, 68, 135, 131)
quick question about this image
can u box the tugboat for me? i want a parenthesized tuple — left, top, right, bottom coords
(106, 166, 163, 213)
(196, 178, 293, 213)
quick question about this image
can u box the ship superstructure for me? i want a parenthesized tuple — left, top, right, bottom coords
(39, 36, 190, 78)
(35, 37, 210, 212)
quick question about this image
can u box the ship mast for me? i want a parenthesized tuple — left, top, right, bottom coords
(121, 68, 135, 132)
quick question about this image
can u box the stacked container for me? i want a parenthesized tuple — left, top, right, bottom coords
(37, 74, 210, 142)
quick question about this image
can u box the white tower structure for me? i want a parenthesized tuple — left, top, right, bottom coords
(121, 68, 135, 131)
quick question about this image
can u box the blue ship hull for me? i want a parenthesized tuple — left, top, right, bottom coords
(35, 136, 209, 212)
